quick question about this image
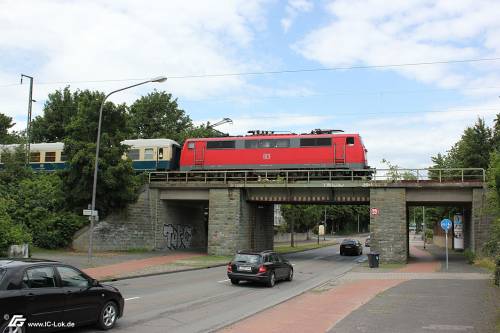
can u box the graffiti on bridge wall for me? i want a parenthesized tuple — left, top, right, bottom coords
(163, 224, 193, 249)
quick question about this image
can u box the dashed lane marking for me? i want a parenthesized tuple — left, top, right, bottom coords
(218, 279, 230, 283)
(125, 297, 141, 301)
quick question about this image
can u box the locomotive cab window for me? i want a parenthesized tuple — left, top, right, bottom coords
(127, 149, 140, 160)
(144, 148, 154, 160)
(346, 137, 355, 145)
(207, 141, 235, 149)
(60, 152, 67, 162)
(45, 151, 56, 162)
(188, 142, 195, 149)
(158, 148, 164, 160)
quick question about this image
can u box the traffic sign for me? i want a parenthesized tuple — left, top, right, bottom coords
(83, 209, 98, 217)
(440, 218, 452, 232)
(370, 208, 380, 216)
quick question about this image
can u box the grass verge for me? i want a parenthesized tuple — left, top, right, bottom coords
(474, 256, 496, 272)
(175, 255, 232, 267)
(274, 240, 337, 254)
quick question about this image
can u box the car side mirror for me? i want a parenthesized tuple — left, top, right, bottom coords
(91, 279, 99, 287)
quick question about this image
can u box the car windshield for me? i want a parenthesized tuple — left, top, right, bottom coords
(342, 240, 356, 244)
(233, 254, 262, 264)
(0, 268, 5, 284)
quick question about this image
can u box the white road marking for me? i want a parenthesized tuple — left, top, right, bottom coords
(218, 279, 230, 283)
(125, 297, 141, 301)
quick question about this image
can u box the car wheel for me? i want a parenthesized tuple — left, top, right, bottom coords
(267, 272, 276, 288)
(1, 321, 26, 333)
(97, 301, 118, 330)
(340, 250, 344, 256)
(286, 268, 294, 281)
(230, 279, 239, 285)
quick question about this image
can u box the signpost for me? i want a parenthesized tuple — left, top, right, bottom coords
(440, 218, 452, 270)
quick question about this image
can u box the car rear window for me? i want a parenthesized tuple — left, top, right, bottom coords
(233, 254, 262, 264)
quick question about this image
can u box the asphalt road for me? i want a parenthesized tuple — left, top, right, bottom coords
(73, 243, 366, 333)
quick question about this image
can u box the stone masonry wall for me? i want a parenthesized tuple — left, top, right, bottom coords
(370, 188, 408, 263)
(471, 188, 493, 253)
(208, 188, 250, 255)
(72, 186, 156, 251)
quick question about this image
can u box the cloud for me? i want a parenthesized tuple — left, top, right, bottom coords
(293, 0, 500, 93)
(0, 0, 269, 130)
(281, 0, 314, 32)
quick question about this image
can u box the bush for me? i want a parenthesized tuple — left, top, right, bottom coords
(482, 218, 500, 258)
(425, 229, 433, 240)
(464, 249, 476, 264)
(31, 212, 86, 249)
(0, 209, 31, 255)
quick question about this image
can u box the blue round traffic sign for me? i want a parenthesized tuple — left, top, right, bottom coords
(440, 218, 452, 231)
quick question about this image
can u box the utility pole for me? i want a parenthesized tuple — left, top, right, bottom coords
(20, 74, 34, 164)
(422, 206, 426, 249)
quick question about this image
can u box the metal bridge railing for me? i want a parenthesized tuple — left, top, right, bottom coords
(148, 168, 485, 185)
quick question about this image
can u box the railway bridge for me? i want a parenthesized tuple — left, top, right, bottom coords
(73, 168, 490, 264)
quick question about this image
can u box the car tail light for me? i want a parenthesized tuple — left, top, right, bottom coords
(258, 265, 267, 273)
(227, 263, 232, 273)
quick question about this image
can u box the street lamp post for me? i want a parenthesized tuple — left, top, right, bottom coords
(88, 76, 167, 264)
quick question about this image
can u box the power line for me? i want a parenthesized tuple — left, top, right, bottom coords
(5, 106, 499, 119)
(1, 56, 500, 87)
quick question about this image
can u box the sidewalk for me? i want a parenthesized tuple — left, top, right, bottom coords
(221, 245, 498, 333)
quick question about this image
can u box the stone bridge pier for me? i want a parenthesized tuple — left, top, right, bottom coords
(208, 189, 274, 256)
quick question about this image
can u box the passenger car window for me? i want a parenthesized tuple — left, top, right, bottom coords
(127, 149, 140, 160)
(45, 151, 56, 162)
(57, 266, 90, 288)
(30, 152, 40, 162)
(346, 137, 355, 145)
(23, 267, 57, 289)
(144, 148, 154, 159)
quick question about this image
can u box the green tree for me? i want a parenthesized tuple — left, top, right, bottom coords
(447, 118, 492, 169)
(0, 113, 23, 144)
(129, 91, 192, 143)
(30, 87, 142, 217)
(30, 87, 77, 142)
(0, 198, 31, 254)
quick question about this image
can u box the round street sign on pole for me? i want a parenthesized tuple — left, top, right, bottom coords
(440, 218, 452, 270)
(440, 218, 452, 231)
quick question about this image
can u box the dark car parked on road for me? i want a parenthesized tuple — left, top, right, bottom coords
(340, 239, 363, 256)
(0, 259, 124, 332)
(227, 250, 293, 287)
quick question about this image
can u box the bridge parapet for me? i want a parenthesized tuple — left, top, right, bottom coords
(149, 168, 485, 188)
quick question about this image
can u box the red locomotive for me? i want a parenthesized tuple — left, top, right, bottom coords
(180, 130, 368, 171)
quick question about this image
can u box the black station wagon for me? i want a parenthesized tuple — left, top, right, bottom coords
(0, 259, 124, 332)
(227, 250, 293, 287)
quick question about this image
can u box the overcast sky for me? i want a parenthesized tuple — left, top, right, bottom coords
(1, 0, 500, 168)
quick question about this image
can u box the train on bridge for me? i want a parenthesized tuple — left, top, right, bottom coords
(0, 130, 369, 172)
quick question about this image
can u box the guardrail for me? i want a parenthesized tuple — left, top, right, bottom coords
(148, 168, 485, 185)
